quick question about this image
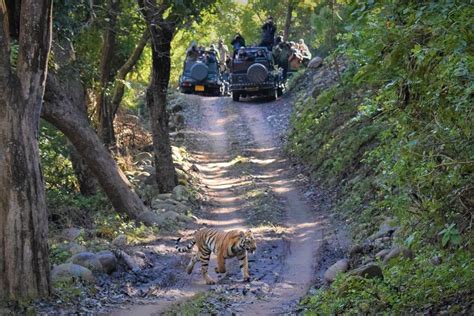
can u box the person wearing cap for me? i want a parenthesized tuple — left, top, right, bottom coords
(231, 33, 246, 57)
(260, 16, 276, 50)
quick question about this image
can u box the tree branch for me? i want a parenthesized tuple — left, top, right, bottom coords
(111, 29, 149, 116)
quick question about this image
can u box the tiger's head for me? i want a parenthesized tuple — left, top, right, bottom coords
(239, 230, 257, 254)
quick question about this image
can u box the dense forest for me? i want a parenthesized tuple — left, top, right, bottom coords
(0, 0, 472, 314)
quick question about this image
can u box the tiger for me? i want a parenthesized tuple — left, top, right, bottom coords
(175, 228, 257, 285)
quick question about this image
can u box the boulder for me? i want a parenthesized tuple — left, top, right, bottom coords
(164, 199, 189, 212)
(60, 242, 87, 255)
(349, 244, 364, 257)
(323, 259, 349, 283)
(371, 217, 399, 240)
(96, 250, 118, 274)
(383, 247, 413, 264)
(61, 227, 83, 241)
(137, 210, 161, 226)
(51, 263, 94, 284)
(156, 193, 173, 200)
(172, 185, 191, 202)
(375, 249, 391, 260)
(112, 234, 128, 247)
(151, 200, 177, 212)
(349, 263, 383, 279)
(67, 252, 103, 273)
(307, 56, 323, 69)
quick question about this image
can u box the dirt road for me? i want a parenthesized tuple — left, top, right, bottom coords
(115, 94, 346, 315)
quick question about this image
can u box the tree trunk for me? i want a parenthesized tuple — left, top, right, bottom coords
(69, 144, 98, 196)
(43, 73, 149, 219)
(0, 0, 52, 301)
(283, 0, 294, 41)
(97, 0, 119, 149)
(147, 39, 178, 192)
(111, 29, 149, 117)
(139, 1, 178, 193)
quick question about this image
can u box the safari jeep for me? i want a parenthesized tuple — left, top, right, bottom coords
(179, 51, 226, 96)
(229, 47, 284, 102)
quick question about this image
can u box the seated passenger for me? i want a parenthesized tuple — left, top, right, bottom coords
(256, 49, 265, 58)
(235, 47, 247, 60)
(206, 51, 217, 64)
(186, 42, 199, 61)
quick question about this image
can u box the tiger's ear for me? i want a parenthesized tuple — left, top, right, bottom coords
(239, 231, 245, 237)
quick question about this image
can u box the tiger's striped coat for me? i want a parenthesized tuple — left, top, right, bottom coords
(176, 228, 257, 284)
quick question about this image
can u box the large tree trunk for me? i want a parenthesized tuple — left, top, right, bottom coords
(283, 0, 295, 41)
(43, 73, 148, 218)
(97, 0, 119, 149)
(0, 0, 52, 301)
(139, 1, 178, 193)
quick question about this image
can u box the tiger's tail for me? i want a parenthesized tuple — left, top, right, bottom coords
(175, 237, 196, 252)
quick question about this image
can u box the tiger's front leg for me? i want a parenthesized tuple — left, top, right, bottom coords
(214, 254, 226, 274)
(238, 252, 250, 282)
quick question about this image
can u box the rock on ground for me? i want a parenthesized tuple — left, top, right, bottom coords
(383, 247, 413, 264)
(112, 234, 128, 247)
(307, 56, 323, 69)
(349, 263, 383, 279)
(324, 259, 349, 283)
(172, 185, 191, 202)
(51, 263, 95, 284)
(96, 250, 118, 274)
(61, 227, 83, 241)
(67, 252, 104, 273)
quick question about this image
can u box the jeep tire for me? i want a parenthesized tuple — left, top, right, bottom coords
(246, 63, 268, 83)
(190, 63, 209, 81)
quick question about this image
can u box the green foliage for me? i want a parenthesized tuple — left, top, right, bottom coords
(39, 120, 78, 194)
(93, 212, 158, 243)
(302, 249, 474, 314)
(289, 0, 473, 312)
(288, 0, 474, 243)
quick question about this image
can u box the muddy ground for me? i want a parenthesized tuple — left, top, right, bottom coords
(33, 90, 350, 315)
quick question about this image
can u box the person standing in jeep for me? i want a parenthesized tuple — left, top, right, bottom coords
(231, 33, 246, 56)
(260, 16, 277, 50)
(217, 39, 229, 72)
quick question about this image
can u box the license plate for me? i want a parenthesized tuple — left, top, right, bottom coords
(195, 85, 205, 91)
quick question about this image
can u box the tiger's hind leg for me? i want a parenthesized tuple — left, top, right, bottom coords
(199, 249, 215, 284)
(186, 254, 198, 274)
